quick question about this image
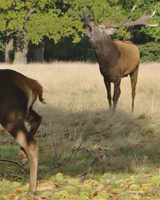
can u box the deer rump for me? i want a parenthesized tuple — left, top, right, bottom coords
(0, 69, 44, 194)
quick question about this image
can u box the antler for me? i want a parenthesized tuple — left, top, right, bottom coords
(102, 7, 119, 25)
(83, 7, 92, 23)
(92, 10, 98, 24)
(83, 7, 98, 25)
(91, 7, 119, 26)
(104, 6, 158, 28)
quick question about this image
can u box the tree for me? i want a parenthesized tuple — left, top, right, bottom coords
(0, 0, 60, 63)
(0, 1, 37, 63)
(0, 0, 159, 63)
(5, 33, 13, 63)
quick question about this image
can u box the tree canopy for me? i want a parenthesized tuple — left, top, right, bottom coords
(0, 0, 159, 62)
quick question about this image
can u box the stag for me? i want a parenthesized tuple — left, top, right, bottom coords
(83, 6, 158, 112)
(0, 69, 45, 193)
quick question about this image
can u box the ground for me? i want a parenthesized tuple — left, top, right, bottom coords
(1, 62, 160, 199)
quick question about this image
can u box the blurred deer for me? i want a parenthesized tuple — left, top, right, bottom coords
(0, 69, 45, 193)
(83, 6, 158, 112)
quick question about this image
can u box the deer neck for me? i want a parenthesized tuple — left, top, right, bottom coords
(93, 36, 120, 71)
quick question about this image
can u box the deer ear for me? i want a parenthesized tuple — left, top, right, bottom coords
(106, 28, 117, 35)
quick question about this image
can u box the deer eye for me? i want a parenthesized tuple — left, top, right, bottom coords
(99, 25, 105, 29)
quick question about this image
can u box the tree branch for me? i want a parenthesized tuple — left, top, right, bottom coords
(0, 159, 29, 174)
(67, 134, 88, 164)
(53, 142, 58, 168)
(78, 156, 98, 182)
(26, 8, 36, 21)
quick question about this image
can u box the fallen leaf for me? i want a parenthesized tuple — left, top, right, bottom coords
(53, 182, 60, 188)
(15, 188, 23, 195)
(8, 193, 16, 200)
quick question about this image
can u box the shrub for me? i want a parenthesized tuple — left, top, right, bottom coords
(138, 42, 160, 63)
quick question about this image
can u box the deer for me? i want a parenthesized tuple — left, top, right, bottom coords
(83, 6, 158, 112)
(0, 69, 45, 193)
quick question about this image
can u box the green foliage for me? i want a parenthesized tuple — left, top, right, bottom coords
(0, 180, 21, 195)
(0, 0, 159, 62)
(129, 184, 140, 191)
(138, 42, 160, 62)
(41, 191, 53, 197)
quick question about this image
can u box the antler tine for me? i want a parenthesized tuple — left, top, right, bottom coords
(143, 10, 159, 27)
(83, 7, 91, 22)
(92, 9, 98, 24)
(104, 6, 158, 28)
(102, 6, 107, 24)
(109, 7, 119, 25)
(120, 9, 158, 27)
(120, 5, 136, 26)
(102, 7, 119, 26)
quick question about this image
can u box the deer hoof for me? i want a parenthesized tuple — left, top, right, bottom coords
(21, 159, 28, 167)
(18, 149, 28, 167)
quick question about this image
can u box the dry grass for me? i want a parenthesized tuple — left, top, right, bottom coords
(1, 61, 160, 115)
(1, 61, 160, 175)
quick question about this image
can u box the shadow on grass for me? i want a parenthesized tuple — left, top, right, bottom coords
(0, 105, 160, 182)
(37, 104, 160, 179)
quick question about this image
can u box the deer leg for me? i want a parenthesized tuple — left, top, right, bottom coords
(104, 79, 112, 108)
(3, 123, 38, 194)
(26, 107, 42, 137)
(130, 64, 139, 113)
(113, 79, 121, 110)
(18, 147, 28, 167)
(18, 108, 42, 167)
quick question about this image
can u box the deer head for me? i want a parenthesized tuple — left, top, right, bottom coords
(83, 6, 158, 44)
(83, 8, 114, 46)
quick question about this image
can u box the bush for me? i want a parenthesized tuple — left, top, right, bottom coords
(138, 42, 160, 63)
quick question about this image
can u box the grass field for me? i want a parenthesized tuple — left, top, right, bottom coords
(1, 62, 160, 199)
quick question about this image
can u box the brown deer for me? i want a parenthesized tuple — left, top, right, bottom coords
(83, 6, 158, 112)
(0, 69, 45, 193)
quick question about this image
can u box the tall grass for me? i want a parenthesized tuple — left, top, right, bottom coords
(1, 62, 160, 116)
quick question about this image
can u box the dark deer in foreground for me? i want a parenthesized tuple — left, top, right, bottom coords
(83, 6, 158, 112)
(0, 69, 45, 193)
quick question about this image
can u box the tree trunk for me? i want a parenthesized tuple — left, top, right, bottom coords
(34, 42, 44, 62)
(129, 26, 134, 42)
(13, 31, 28, 64)
(5, 36, 14, 63)
(14, 47, 28, 64)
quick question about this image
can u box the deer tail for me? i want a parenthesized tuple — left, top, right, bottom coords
(27, 78, 46, 104)
(35, 82, 46, 104)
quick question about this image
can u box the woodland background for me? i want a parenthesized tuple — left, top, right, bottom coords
(0, 0, 159, 64)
